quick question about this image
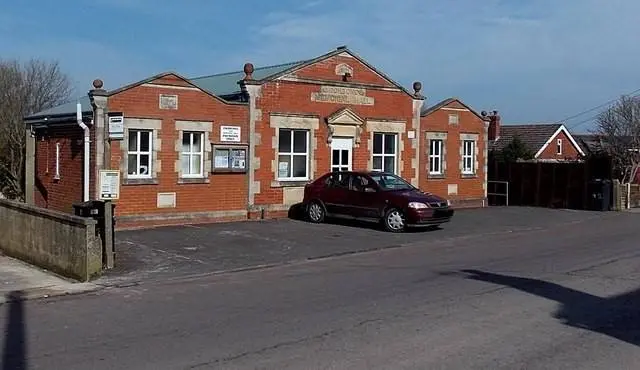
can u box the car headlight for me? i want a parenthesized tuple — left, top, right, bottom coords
(408, 202, 429, 209)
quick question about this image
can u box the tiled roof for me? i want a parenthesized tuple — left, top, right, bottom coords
(189, 60, 308, 97)
(574, 134, 602, 154)
(490, 123, 562, 153)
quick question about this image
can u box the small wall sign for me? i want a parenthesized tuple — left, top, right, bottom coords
(220, 125, 241, 142)
(107, 113, 124, 140)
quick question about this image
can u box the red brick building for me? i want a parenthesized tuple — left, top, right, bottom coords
(488, 118, 585, 161)
(24, 46, 489, 228)
(420, 98, 489, 208)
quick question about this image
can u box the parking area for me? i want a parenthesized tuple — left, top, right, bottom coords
(99, 207, 620, 285)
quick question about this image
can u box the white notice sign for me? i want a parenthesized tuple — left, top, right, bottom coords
(108, 115, 124, 140)
(220, 126, 241, 142)
(99, 170, 120, 200)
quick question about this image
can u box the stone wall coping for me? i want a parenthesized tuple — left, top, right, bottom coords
(0, 199, 97, 226)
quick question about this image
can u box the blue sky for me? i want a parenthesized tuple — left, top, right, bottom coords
(2, 0, 640, 132)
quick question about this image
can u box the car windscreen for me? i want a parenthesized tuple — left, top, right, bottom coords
(370, 173, 415, 191)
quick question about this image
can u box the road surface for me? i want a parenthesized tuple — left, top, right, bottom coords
(2, 209, 640, 369)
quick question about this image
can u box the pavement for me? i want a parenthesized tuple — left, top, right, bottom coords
(2, 207, 640, 369)
(0, 253, 97, 304)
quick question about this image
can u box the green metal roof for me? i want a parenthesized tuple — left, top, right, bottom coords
(26, 60, 308, 121)
(189, 60, 308, 97)
(27, 95, 92, 119)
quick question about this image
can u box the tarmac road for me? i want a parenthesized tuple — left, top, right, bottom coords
(2, 208, 640, 369)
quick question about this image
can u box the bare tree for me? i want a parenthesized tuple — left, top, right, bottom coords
(595, 95, 640, 183)
(0, 59, 73, 200)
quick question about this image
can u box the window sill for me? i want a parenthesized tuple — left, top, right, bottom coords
(178, 177, 210, 184)
(461, 174, 478, 179)
(271, 180, 309, 188)
(428, 174, 446, 180)
(123, 178, 159, 186)
(212, 168, 247, 174)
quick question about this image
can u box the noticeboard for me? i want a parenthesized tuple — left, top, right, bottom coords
(212, 144, 248, 173)
(99, 170, 121, 200)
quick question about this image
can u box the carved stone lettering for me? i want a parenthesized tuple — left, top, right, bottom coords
(159, 94, 178, 110)
(311, 86, 374, 106)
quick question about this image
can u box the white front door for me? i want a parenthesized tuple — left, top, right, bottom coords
(331, 137, 352, 172)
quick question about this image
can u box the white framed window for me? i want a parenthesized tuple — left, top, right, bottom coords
(429, 139, 443, 175)
(448, 114, 459, 125)
(180, 131, 204, 177)
(372, 132, 397, 173)
(557, 139, 563, 155)
(54, 142, 61, 180)
(462, 140, 475, 174)
(127, 129, 153, 178)
(277, 128, 309, 180)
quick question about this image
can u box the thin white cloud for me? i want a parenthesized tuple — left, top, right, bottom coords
(243, 0, 640, 128)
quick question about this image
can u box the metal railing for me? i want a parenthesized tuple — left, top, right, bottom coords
(487, 180, 509, 206)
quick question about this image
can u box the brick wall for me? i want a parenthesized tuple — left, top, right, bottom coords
(630, 184, 640, 208)
(294, 54, 397, 88)
(420, 100, 487, 207)
(34, 125, 85, 213)
(537, 130, 582, 160)
(105, 74, 249, 226)
(252, 54, 415, 211)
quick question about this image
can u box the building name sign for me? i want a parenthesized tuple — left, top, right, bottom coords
(311, 86, 374, 106)
(220, 125, 241, 142)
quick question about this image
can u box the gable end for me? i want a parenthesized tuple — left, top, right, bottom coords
(534, 125, 586, 158)
(265, 47, 415, 98)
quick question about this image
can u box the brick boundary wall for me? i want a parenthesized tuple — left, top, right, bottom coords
(630, 184, 640, 208)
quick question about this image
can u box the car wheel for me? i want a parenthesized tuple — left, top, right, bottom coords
(383, 208, 406, 232)
(307, 201, 325, 223)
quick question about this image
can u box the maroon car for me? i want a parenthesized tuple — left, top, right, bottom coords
(302, 171, 454, 232)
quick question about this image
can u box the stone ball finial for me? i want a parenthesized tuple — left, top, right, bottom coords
(412, 81, 422, 95)
(92, 79, 104, 89)
(243, 63, 254, 80)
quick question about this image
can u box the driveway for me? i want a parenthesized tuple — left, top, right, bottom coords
(98, 207, 619, 285)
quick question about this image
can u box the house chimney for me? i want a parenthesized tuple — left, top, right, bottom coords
(488, 110, 501, 141)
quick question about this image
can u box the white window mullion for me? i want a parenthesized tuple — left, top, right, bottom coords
(136, 131, 142, 177)
(429, 139, 443, 175)
(277, 128, 309, 181)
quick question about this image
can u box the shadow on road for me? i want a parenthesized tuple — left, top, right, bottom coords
(462, 269, 640, 346)
(2, 291, 27, 370)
